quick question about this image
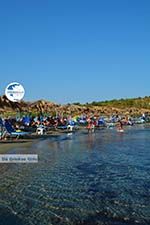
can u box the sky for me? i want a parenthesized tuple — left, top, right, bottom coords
(0, 0, 150, 103)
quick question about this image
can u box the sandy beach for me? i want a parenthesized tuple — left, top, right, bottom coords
(0, 130, 68, 154)
(0, 139, 34, 154)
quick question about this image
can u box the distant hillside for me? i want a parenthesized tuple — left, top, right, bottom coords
(84, 96, 150, 109)
(0, 95, 150, 117)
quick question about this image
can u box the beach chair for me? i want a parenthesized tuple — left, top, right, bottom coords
(22, 116, 31, 126)
(36, 125, 47, 135)
(0, 118, 7, 139)
(4, 120, 31, 138)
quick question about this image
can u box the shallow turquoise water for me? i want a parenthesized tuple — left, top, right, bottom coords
(0, 126, 150, 225)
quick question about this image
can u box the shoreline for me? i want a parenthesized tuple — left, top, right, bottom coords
(0, 139, 34, 154)
(0, 130, 72, 154)
(0, 123, 149, 154)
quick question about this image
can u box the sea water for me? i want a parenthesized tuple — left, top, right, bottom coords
(0, 126, 150, 225)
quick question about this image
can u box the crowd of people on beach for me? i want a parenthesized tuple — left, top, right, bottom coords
(0, 112, 148, 140)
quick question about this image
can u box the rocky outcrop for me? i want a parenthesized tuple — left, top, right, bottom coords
(0, 95, 27, 111)
(0, 96, 59, 115)
(0, 95, 150, 116)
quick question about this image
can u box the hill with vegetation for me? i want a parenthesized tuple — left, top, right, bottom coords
(73, 96, 150, 109)
(0, 95, 150, 117)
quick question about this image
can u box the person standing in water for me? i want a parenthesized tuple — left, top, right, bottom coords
(87, 118, 95, 133)
(117, 120, 124, 131)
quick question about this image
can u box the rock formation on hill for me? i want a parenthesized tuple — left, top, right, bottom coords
(0, 95, 150, 117)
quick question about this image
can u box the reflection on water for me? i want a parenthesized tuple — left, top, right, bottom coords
(0, 127, 150, 225)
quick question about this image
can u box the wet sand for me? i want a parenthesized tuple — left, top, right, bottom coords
(0, 128, 87, 154)
(0, 130, 65, 154)
(0, 139, 34, 154)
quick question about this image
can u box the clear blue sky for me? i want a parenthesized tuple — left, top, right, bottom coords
(0, 0, 149, 103)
